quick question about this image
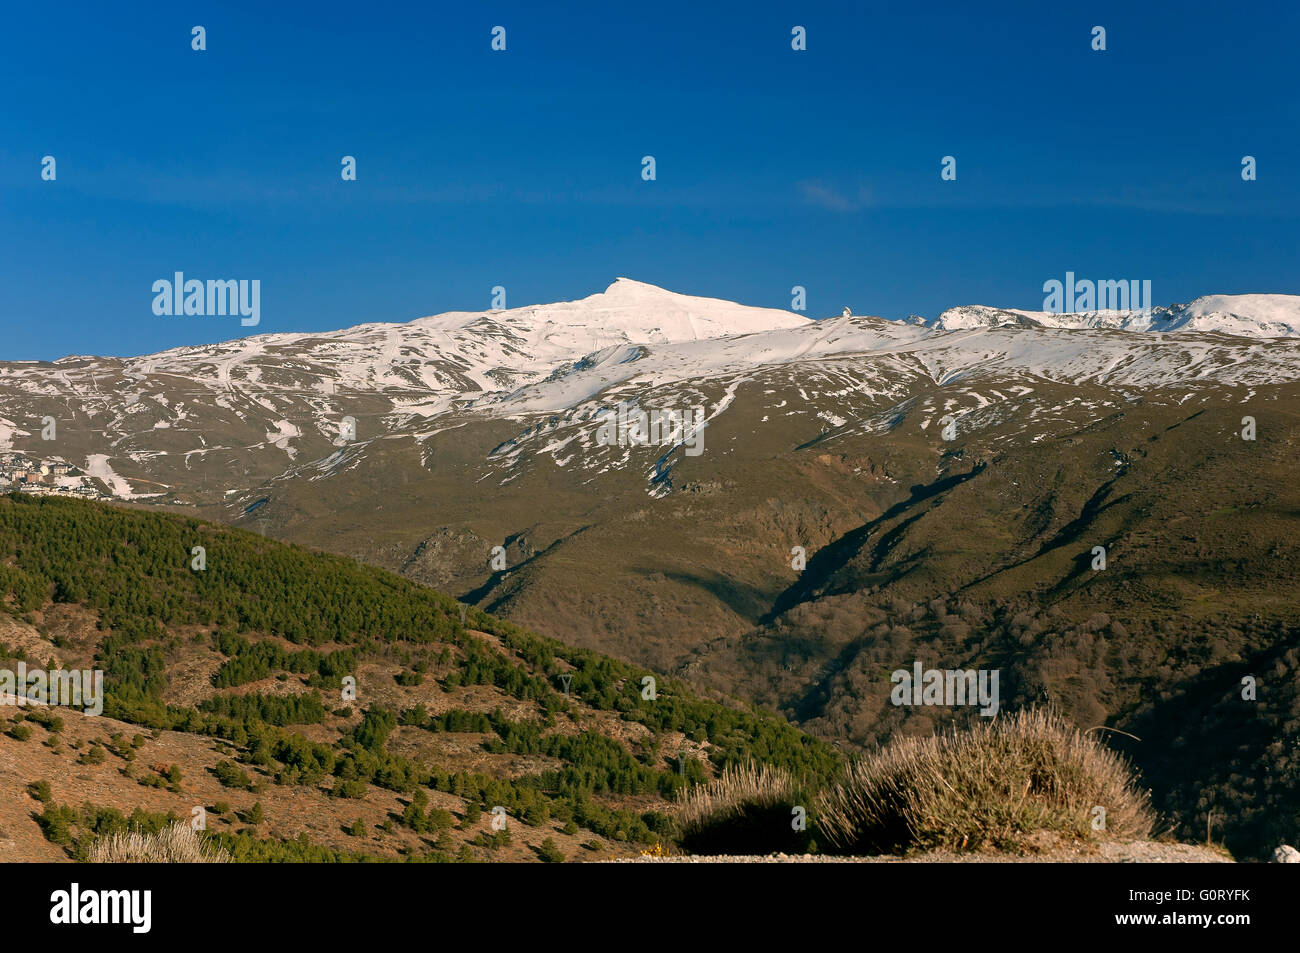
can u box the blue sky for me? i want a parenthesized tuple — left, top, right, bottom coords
(2, 0, 1297, 360)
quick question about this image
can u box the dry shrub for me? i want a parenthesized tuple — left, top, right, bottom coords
(817, 708, 1155, 855)
(87, 822, 232, 863)
(676, 762, 809, 855)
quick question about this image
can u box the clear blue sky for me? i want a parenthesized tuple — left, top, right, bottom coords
(2, 0, 1297, 360)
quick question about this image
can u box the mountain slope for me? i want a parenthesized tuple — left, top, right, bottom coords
(0, 495, 837, 861)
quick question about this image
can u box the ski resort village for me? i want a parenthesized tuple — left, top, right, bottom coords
(0, 452, 107, 500)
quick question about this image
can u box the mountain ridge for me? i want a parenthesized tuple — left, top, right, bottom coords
(3, 279, 1298, 508)
(21, 283, 1300, 373)
(932, 292, 1300, 337)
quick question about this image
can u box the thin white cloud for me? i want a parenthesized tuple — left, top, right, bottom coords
(798, 180, 875, 212)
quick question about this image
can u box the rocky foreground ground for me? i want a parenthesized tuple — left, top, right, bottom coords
(614, 842, 1235, 863)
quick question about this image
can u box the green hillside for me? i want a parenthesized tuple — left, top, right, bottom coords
(0, 494, 838, 861)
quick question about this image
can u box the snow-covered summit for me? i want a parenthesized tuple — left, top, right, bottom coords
(583, 277, 811, 338)
(931, 293, 1300, 338)
(410, 277, 809, 352)
(1170, 294, 1300, 337)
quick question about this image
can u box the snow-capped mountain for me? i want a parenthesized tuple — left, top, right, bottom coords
(0, 279, 1297, 505)
(932, 293, 1300, 337)
(4, 278, 1298, 755)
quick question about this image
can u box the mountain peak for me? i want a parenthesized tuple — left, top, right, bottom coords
(929, 293, 1300, 338)
(604, 276, 669, 295)
(556, 278, 811, 342)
